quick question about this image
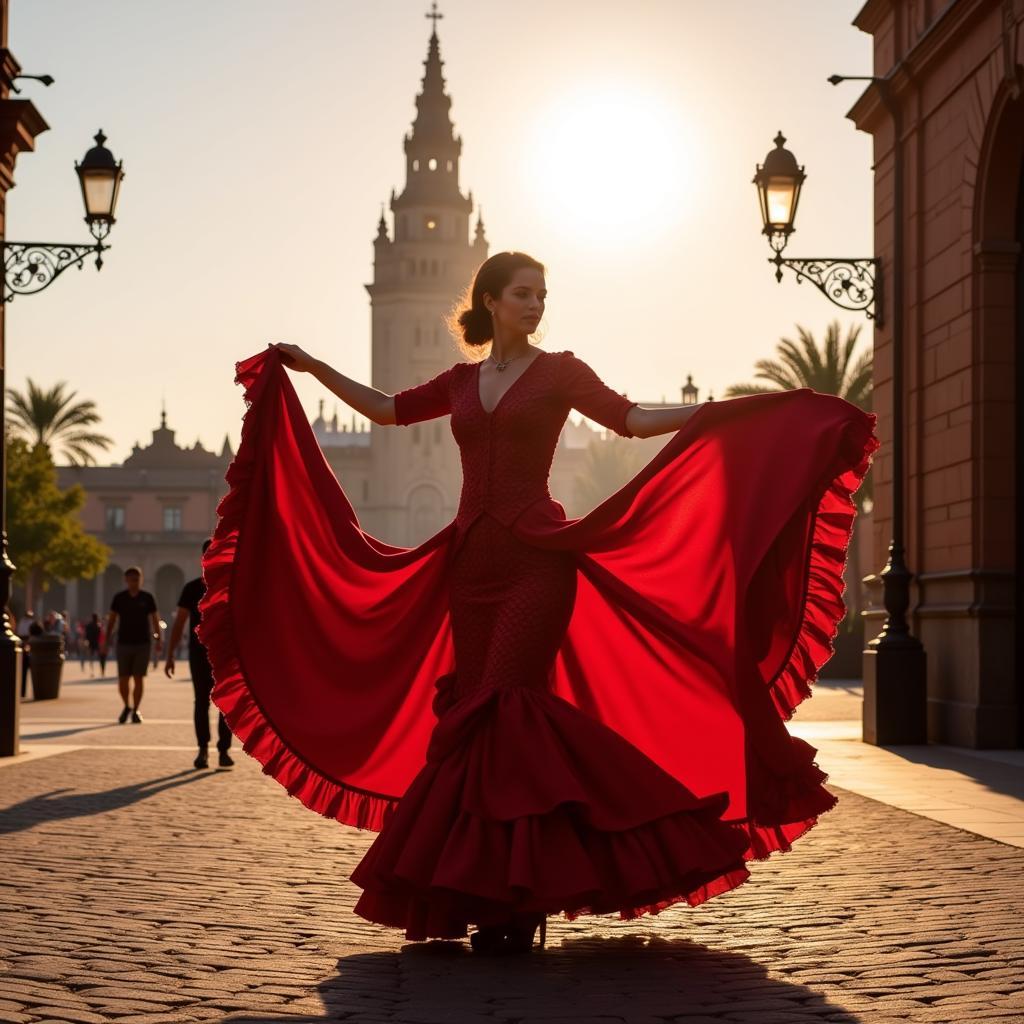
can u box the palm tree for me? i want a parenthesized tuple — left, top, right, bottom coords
(723, 320, 872, 412)
(6, 379, 113, 466)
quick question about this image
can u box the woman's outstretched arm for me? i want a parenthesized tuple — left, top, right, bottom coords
(271, 343, 397, 425)
(626, 403, 706, 439)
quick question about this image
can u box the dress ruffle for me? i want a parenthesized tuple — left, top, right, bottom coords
(351, 683, 752, 940)
(761, 411, 880, 722)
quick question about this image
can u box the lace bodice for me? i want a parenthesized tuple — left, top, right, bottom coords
(393, 349, 637, 531)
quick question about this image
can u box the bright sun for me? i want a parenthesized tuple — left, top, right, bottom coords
(526, 83, 693, 246)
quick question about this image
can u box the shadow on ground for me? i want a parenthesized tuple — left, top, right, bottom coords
(883, 744, 1024, 802)
(0, 770, 212, 834)
(225, 933, 864, 1023)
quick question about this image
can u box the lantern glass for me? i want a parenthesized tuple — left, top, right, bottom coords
(765, 176, 799, 231)
(80, 169, 119, 220)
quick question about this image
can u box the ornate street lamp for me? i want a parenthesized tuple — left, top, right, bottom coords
(2, 129, 124, 300)
(76, 130, 124, 238)
(753, 132, 881, 324)
(753, 131, 805, 243)
(681, 375, 699, 406)
(1, 127, 124, 758)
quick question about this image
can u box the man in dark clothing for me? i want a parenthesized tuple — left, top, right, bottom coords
(84, 613, 102, 677)
(104, 567, 161, 723)
(165, 539, 233, 770)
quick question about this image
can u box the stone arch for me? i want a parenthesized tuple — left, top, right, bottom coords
(406, 483, 445, 544)
(972, 78, 1024, 745)
(155, 564, 186, 624)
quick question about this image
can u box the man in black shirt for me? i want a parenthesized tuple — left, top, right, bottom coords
(104, 567, 161, 724)
(165, 539, 233, 770)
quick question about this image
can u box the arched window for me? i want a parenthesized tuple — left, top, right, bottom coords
(446, 159, 453, 172)
(412, 158, 420, 172)
(428, 157, 438, 171)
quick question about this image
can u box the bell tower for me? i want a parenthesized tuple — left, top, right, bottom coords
(364, 4, 487, 545)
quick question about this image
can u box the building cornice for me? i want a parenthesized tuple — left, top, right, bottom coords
(0, 96, 48, 191)
(849, 0, 1003, 133)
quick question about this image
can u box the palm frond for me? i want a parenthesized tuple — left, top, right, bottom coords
(5, 378, 112, 465)
(725, 321, 873, 404)
(752, 357, 805, 391)
(722, 383, 777, 397)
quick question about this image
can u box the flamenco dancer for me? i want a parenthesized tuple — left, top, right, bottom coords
(197, 251, 878, 955)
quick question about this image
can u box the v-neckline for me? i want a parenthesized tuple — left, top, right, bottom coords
(476, 350, 546, 416)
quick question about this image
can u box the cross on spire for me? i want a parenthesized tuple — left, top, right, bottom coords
(425, 1, 443, 33)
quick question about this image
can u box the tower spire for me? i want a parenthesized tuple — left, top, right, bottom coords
(392, 6, 470, 211)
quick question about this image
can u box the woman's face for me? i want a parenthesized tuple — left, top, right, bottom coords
(486, 267, 546, 337)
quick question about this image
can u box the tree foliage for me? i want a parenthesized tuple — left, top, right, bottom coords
(574, 436, 646, 511)
(6, 379, 113, 466)
(5, 436, 109, 605)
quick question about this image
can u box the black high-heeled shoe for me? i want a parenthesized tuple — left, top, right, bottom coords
(503, 913, 546, 954)
(469, 923, 508, 955)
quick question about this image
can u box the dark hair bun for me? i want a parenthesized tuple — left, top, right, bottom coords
(457, 305, 493, 347)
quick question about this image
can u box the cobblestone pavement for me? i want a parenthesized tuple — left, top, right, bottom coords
(2, 673, 1023, 1023)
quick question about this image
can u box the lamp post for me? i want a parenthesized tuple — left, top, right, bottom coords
(753, 110, 926, 745)
(0, 129, 124, 757)
(3, 131, 123, 301)
(753, 132, 882, 325)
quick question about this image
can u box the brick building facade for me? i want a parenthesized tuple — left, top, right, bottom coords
(850, 0, 1022, 746)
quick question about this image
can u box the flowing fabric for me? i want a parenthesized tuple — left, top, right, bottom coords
(198, 346, 878, 937)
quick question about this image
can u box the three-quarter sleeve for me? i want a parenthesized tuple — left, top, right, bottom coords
(393, 365, 455, 426)
(560, 351, 638, 438)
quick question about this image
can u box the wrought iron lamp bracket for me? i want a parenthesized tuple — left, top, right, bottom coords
(768, 244, 882, 325)
(2, 233, 109, 303)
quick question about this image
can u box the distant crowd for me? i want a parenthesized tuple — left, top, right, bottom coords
(11, 607, 187, 692)
(6, 545, 233, 771)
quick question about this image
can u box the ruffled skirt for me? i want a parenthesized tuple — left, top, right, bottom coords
(351, 514, 755, 941)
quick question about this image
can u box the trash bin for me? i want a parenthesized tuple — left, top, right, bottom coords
(29, 634, 65, 701)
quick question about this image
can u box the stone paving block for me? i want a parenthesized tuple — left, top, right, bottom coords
(28, 1008, 110, 1024)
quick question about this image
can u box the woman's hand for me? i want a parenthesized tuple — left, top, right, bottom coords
(270, 342, 318, 374)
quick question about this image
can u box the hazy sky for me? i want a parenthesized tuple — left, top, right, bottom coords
(7, 0, 874, 461)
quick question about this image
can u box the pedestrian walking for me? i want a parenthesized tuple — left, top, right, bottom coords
(104, 567, 161, 723)
(164, 540, 233, 770)
(97, 620, 108, 676)
(203, 252, 877, 953)
(84, 613, 101, 676)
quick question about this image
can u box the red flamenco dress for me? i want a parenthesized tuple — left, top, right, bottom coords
(198, 346, 878, 941)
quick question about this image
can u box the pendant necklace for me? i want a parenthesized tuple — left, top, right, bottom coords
(490, 351, 527, 373)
